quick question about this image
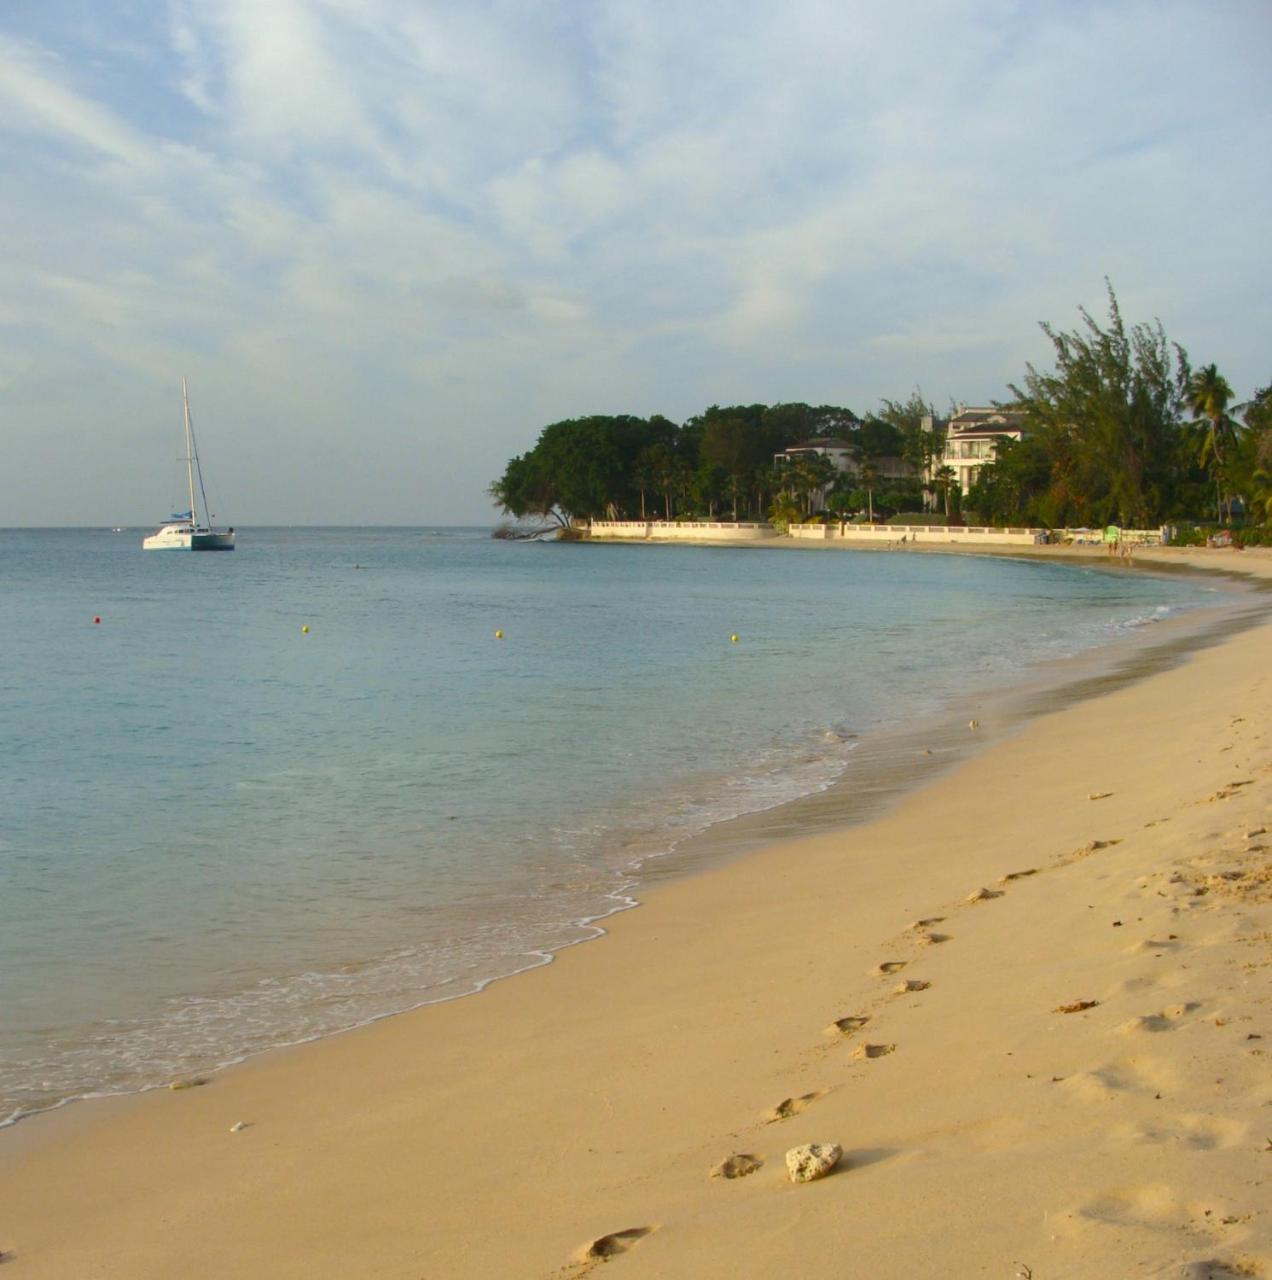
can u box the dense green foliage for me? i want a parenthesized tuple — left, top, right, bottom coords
(980, 284, 1195, 528)
(490, 402, 911, 525)
(492, 286, 1271, 532)
(965, 288, 1270, 530)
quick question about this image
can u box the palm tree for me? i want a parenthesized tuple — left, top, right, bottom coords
(1188, 364, 1239, 522)
(767, 493, 801, 531)
(797, 452, 838, 515)
(933, 465, 957, 521)
(858, 460, 879, 523)
(826, 489, 855, 531)
(1250, 465, 1272, 525)
(633, 448, 657, 520)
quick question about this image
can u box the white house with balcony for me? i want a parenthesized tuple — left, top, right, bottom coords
(936, 407, 1027, 494)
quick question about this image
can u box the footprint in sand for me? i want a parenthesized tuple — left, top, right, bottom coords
(1056, 1055, 1179, 1101)
(710, 1153, 763, 1179)
(872, 961, 907, 977)
(575, 1227, 654, 1266)
(965, 887, 1004, 903)
(1118, 1013, 1176, 1034)
(1172, 1259, 1265, 1279)
(916, 931, 951, 946)
(1111, 1114, 1249, 1152)
(1125, 936, 1182, 955)
(766, 1091, 826, 1122)
(1000, 868, 1039, 882)
(1118, 1003, 1200, 1035)
(908, 916, 946, 930)
(850, 1043, 896, 1061)
(1069, 839, 1121, 861)
(827, 1014, 870, 1037)
(892, 978, 931, 995)
(1078, 1183, 1192, 1228)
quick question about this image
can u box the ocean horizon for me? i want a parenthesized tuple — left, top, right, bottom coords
(0, 526, 1228, 1125)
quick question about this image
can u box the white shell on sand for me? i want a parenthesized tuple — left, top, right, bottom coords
(785, 1142, 842, 1183)
(229, 1121, 248, 1133)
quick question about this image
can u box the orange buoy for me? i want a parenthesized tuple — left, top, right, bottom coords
(93, 616, 101, 625)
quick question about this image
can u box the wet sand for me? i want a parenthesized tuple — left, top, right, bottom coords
(1, 546, 1268, 1279)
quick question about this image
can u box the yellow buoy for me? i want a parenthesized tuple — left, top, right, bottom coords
(301, 625, 309, 634)
(495, 630, 504, 639)
(730, 634, 739, 644)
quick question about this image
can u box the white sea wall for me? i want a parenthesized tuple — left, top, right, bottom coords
(588, 521, 781, 542)
(788, 524, 1047, 546)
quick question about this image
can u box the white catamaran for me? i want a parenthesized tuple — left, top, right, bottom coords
(142, 378, 235, 551)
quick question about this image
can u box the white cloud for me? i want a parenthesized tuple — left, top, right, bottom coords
(0, 1, 1269, 523)
(0, 36, 155, 167)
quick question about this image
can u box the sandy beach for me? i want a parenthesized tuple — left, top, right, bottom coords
(1, 546, 1269, 1279)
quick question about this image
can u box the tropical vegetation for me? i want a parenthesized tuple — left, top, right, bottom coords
(491, 285, 1271, 537)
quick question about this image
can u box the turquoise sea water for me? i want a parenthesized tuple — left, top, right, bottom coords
(0, 528, 1220, 1123)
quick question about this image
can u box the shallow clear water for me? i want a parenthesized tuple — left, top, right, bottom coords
(0, 528, 1216, 1122)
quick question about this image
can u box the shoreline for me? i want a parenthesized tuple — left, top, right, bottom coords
(0, 549, 1251, 1132)
(2, 548, 1269, 1277)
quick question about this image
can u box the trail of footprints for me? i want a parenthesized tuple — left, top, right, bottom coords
(560, 877, 1006, 1272)
(560, 763, 1270, 1274)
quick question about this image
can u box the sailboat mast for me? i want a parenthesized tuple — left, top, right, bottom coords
(182, 376, 198, 527)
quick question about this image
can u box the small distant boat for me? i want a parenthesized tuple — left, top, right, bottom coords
(142, 378, 235, 552)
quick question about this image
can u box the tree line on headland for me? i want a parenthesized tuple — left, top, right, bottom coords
(490, 286, 1272, 537)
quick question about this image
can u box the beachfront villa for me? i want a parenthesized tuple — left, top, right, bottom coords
(933, 406, 1028, 494)
(774, 438, 917, 482)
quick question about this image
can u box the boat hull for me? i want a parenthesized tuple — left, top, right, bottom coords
(142, 529, 235, 551)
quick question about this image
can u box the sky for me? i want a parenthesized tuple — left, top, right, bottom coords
(1, 1, 1269, 526)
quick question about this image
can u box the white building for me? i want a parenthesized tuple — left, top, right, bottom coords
(935, 407, 1027, 494)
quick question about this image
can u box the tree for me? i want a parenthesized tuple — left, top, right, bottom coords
(767, 492, 801, 530)
(880, 391, 943, 487)
(933, 465, 957, 521)
(791, 451, 838, 515)
(489, 415, 678, 526)
(488, 451, 568, 528)
(700, 412, 764, 519)
(1233, 384, 1272, 525)
(1009, 282, 1191, 528)
(858, 460, 879, 522)
(963, 436, 1052, 526)
(826, 489, 857, 527)
(1187, 363, 1240, 522)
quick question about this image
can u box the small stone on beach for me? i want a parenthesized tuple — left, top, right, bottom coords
(786, 1142, 843, 1183)
(229, 1120, 248, 1133)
